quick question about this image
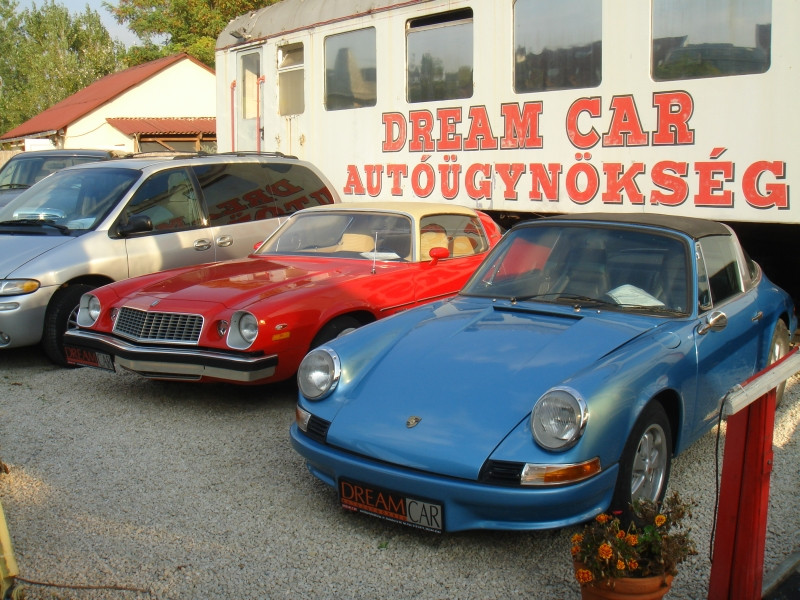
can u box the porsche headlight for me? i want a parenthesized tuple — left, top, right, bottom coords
(227, 311, 258, 349)
(77, 294, 102, 327)
(297, 348, 341, 400)
(531, 387, 588, 450)
(0, 279, 40, 296)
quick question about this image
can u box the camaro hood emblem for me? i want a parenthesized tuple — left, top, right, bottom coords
(150, 299, 160, 307)
(406, 416, 422, 428)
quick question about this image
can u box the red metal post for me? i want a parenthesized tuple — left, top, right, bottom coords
(707, 387, 776, 599)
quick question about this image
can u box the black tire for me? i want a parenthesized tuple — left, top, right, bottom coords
(310, 316, 362, 349)
(42, 284, 95, 367)
(768, 320, 790, 408)
(610, 401, 672, 517)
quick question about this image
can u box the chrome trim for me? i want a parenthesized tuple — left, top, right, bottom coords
(64, 329, 277, 383)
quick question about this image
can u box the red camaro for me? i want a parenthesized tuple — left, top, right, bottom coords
(63, 202, 502, 384)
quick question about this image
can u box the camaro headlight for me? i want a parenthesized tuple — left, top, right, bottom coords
(297, 348, 341, 400)
(0, 279, 40, 296)
(77, 294, 102, 327)
(531, 387, 588, 450)
(227, 311, 258, 349)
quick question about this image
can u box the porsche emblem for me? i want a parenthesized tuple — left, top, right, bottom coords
(406, 416, 422, 428)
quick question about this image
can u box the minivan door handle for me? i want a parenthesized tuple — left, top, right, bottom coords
(194, 239, 213, 251)
(216, 235, 234, 248)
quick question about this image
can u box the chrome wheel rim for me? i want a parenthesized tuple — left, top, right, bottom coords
(631, 423, 668, 503)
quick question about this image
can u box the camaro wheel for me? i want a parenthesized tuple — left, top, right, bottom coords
(310, 316, 363, 349)
(611, 401, 672, 515)
(42, 284, 95, 367)
(769, 320, 790, 408)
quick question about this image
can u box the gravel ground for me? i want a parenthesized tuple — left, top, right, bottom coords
(0, 346, 798, 600)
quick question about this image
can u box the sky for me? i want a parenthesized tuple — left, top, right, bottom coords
(17, 0, 140, 46)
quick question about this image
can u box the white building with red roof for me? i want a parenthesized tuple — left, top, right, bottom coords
(0, 53, 216, 153)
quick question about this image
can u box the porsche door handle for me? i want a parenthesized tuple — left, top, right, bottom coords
(194, 239, 213, 251)
(216, 235, 234, 248)
(752, 311, 763, 322)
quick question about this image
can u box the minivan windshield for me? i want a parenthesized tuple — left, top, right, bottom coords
(0, 167, 140, 231)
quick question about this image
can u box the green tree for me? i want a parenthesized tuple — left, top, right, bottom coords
(107, 0, 280, 67)
(0, 0, 126, 135)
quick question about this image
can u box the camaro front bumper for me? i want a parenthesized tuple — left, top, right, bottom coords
(289, 423, 619, 532)
(63, 329, 278, 383)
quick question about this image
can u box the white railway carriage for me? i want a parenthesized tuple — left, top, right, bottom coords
(216, 0, 799, 298)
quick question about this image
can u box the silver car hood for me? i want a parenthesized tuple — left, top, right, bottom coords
(0, 235, 73, 278)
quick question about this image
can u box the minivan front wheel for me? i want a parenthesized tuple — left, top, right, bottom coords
(42, 284, 95, 367)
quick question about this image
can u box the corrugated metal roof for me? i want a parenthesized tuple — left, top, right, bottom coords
(217, 0, 437, 49)
(0, 53, 214, 141)
(107, 117, 216, 136)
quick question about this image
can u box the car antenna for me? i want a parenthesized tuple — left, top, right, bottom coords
(371, 231, 378, 274)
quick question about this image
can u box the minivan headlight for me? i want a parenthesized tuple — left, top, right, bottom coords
(0, 279, 40, 296)
(298, 348, 341, 400)
(531, 387, 588, 450)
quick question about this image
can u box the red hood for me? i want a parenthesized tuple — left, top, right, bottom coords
(118, 256, 396, 311)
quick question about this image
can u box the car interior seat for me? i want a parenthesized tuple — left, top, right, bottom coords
(551, 246, 610, 298)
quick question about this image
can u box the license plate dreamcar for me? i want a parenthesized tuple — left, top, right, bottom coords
(65, 346, 114, 371)
(338, 478, 443, 533)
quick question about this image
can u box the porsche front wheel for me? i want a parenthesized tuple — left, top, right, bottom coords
(768, 320, 790, 408)
(611, 401, 672, 516)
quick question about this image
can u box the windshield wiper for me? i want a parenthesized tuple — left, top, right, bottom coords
(509, 292, 616, 307)
(615, 303, 686, 316)
(0, 183, 29, 190)
(0, 219, 71, 234)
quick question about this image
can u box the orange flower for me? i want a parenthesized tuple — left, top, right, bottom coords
(595, 513, 611, 524)
(571, 545, 580, 557)
(627, 559, 639, 571)
(655, 514, 667, 527)
(626, 534, 638, 546)
(617, 560, 626, 570)
(598, 543, 613, 560)
(616, 530, 626, 539)
(575, 568, 594, 584)
(572, 533, 584, 544)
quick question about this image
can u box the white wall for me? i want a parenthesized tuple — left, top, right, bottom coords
(64, 59, 216, 151)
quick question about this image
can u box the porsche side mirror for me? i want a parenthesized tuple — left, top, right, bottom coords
(698, 310, 728, 335)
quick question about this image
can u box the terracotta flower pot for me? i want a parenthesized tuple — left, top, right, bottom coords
(578, 574, 675, 600)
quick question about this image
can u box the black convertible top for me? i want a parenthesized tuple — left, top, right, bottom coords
(533, 212, 730, 240)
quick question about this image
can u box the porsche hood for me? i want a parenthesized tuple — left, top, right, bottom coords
(323, 299, 654, 480)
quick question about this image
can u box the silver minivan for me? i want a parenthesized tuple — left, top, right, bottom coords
(0, 152, 339, 365)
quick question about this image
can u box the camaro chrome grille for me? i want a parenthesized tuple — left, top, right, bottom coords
(113, 306, 203, 344)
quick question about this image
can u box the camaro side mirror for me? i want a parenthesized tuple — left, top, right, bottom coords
(428, 246, 450, 265)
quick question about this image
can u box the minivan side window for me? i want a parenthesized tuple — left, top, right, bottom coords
(192, 163, 336, 225)
(126, 169, 205, 231)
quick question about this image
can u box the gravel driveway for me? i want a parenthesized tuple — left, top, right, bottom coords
(0, 346, 798, 599)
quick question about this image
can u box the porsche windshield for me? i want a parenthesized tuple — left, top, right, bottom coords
(258, 211, 412, 260)
(463, 223, 691, 315)
(0, 167, 139, 232)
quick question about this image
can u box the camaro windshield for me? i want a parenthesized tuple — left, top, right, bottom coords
(258, 211, 413, 260)
(463, 223, 691, 315)
(0, 167, 139, 231)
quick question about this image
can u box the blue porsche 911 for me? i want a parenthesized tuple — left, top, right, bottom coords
(290, 213, 795, 532)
